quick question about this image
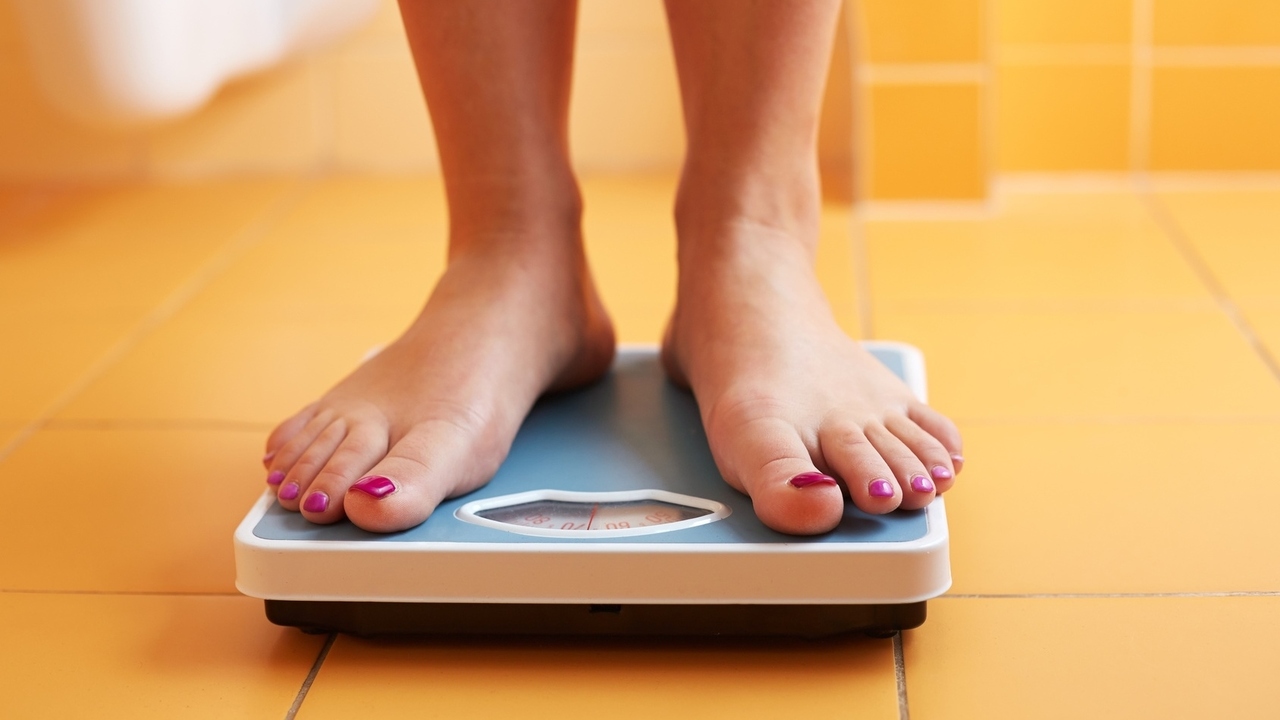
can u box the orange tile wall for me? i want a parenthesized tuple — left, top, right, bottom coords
(996, 0, 1280, 173)
(2, 0, 1278, 196)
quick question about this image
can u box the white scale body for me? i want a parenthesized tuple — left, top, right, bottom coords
(234, 344, 951, 637)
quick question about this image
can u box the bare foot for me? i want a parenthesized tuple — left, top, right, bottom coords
(262, 219, 615, 532)
(663, 216, 963, 536)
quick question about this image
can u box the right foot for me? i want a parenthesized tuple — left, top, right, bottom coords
(262, 217, 615, 532)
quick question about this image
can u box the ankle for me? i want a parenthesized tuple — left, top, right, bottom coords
(673, 161, 821, 253)
(446, 170, 583, 250)
(673, 182, 821, 277)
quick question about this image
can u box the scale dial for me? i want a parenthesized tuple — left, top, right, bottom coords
(456, 489, 731, 538)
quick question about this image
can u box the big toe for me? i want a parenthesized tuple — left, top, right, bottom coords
(713, 415, 845, 535)
(343, 420, 499, 533)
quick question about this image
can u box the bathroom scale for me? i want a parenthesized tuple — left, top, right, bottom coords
(234, 343, 951, 638)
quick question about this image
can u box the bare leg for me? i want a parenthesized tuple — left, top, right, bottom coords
(662, 0, 963, 534)
(262, 0, 615, 531)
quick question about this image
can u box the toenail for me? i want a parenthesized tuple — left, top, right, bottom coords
(930, 465, 953, 481)
(266, 470, 285, 485)
(869, 479, 895, 498)
(352, 475, 397, 498)
(302, 492, 329, 513)
(911, 475, 935, 493)
(279, 482, 299, 501)
(262, 451, 276, 464)
(951, 453, 965, 464)
(789, 472, 838, 489)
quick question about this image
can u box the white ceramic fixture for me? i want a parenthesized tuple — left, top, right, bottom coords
(9, 0, 379, 126)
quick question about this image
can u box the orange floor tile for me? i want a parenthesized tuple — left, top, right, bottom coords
(1, 593, 324, 720)
(301, 635, 897, 720)
(1154, 190, 1280, 301)
(906, 596, 1280, 720)
(1, 175, 1278, 718)
(1243, 304, 1280, 359)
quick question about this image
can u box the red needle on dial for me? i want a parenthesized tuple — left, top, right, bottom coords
(586, 503, 598, 530)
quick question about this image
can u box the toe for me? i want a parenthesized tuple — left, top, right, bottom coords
(886, 415, 957, 495)
(818, 422, 903, 514)
(276, 419, 347, 511)
(264, 403, 318, 468)
(265, 409, 333, 491)
(297, 421, 389, 524)
(865, 424, 934, 510)
(908, 403, 964, 475)
(714, 415, 845, 535)
(344, 418, 502, 533)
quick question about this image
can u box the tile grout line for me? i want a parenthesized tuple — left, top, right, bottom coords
(847, 0, 873, 216)
(857, 63, 987, 84)
(993, 44, 1280, 67)
(942, 415, 1280, 426)
(1129, 0, 1154, 177)
(1139, 188, 1280, 383)
(1, 588, 244, 597)
(892, 632, 910, 720)
(850, 212, 875, 339)
(944, 591, 1280, 599)
(875, 298, 1223, 313)
(285, 633, 336, 720)
(981, 0, 996, 207)
(993, 172, 1280, 195)
(0, 179, 313, 466)
(41, 418, 275, 432)
(1152, 46, 1280, 66)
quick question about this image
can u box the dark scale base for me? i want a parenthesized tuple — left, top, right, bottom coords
(265, 600, 926, 639)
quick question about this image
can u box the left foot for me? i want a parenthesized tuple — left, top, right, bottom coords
(663, 213, 964, 535)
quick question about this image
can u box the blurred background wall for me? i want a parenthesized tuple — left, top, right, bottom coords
(1, 0, 1277, 202)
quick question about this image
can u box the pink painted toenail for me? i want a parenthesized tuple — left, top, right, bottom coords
(951, 453, 965, 464)
(303, 492, 329, 513)
(931, 465, 953, 481)
(279, 482, 299, 501)
(262, 451, 276, 465)
(352, 475, 397, 498)
(869, 479, 895, 498)
(789, 472, 838, 489)
(911, 475, 935, 493)
(267, 470, 285, 485)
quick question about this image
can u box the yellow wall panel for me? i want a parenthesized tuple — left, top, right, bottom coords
(340, 0, 408, 49)
(570, 0, 685, 173)
(143, 61, 323, 178)
(570, 46, 686, 173)
(996, 0, 1133, 45)
(820, 5, 855, 202)
(331, 46, 438, 172)
(0, 10, 143, 182)
(996, 64, 1130, 171)
(1154, 0, 1280, 46)
(1151, 66, 1280, 170)
(578, 0, 669, 36)
(858, 0, 986, 63)
(867, 82, 987, 199)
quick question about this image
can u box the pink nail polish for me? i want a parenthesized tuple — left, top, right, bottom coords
(279, 482, 299, 501)
(302, 492, 329, 513)
(911, 475, 935, 493)
(789, 472, 838, 489)
(951, 453, 965, 465)
(262, 451, 276, 465)
(352, 475, 397, 498)
(266, 470, 285, 486)
(931, 465, 953, 481)
(869, 479, 895, 498)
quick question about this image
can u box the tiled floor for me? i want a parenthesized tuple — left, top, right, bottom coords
(1, 176, 1277, 718)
